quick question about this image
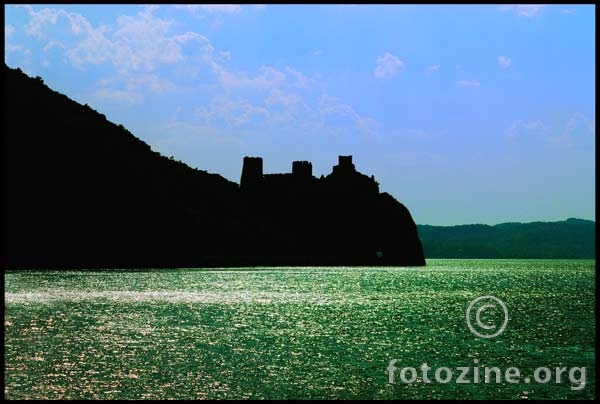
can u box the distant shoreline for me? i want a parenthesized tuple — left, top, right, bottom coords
(417, 218, 595, 259)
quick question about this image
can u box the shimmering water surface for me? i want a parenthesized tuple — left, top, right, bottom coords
(4, 259, 595, 399)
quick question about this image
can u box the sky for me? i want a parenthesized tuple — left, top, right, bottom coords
(4, 4, 595, 226)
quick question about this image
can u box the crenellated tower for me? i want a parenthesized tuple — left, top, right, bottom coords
(240, 156, 263, 190)
(332, 155, 356, 174)
(292, 160, 312, 178)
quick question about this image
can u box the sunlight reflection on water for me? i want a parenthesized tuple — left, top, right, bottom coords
(4, 260, 595, 399)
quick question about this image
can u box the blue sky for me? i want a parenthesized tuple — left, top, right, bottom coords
(5, 4, 595, 225)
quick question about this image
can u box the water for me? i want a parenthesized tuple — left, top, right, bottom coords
(4, 259, 595, 399)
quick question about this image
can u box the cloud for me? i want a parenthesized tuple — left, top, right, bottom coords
(455, 64, 464, 73)
(563, 9, 576, 15)
(19, 5, 62, 39)
(218, 65, 287, 88)
(564, 112, 595, 137)
(43, 40, 65, 52)
(15, 4, 373, 141)
(318, 94, 377, 135)
(20, 5, 210, 74)
(217, 51, 231, 62)
(374, 52, 404, 79)
(6, 44, 26, 53)
(284, 67, 316, 89)
(213, 64, 316, 91)
(499, 5, 546, 18)
(94, 88, 143, 105)
(265, 89, 303, 109)
(522, 120, 545, 131)
(5, 24, 15, 37)
(93, 72, 175, 105)
(195, 95, 269, 128)
(127, 73, 176, 94)
(111, 10, 181, 69)
(17, 5, 219, 99)
(456, 80, 480, 88)
(507, 113, 595, 145)
(264, 89, 310, 126)
(312, 49, 323, 56)
(174, 5, 242, 14)
(506, 119, 548, 139)
(425, 65, 440, 74)
(498, 55, 512, 69)
(5, 24, 27, 54)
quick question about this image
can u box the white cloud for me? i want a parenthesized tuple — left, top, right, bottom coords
(506, 119, 548, 139)
(563, 9, 576, 15)
(93, 72, 175, 105)
(21, 5, 208, 74)
(15, 4, 373, 141)
(285, 67, 316, 89)
(174, 5, 241, 14)
(498, 55, 512, 69)
(318, 94, 377, 135)
(507, 113, 595, 145)
(94, 88, 144, 105)
(217, 51, 231, 62)
(455, 64, 464, 73)
(564, 112, 595, 137)
(265, 89, 303, 108)
(18, 5, 223, 99)
(499, 5, 546, 18)
(5, 24, 27, 54)
(6, 44, 26, 53)
(356, 115, 377, 133)
(213, 64, 316, 91)
(43, 40, 65, 52)
(110, 8, 186, 71)
(5, 24, 15, 37)
(374, 52, 404, 79)
(195, 95, 269, 128)
(312, 49, 323, 56)
(456, 80, 480, 88)
(218, 65, 287, 88)
(522, 120, 545, 131)
(127, 74, 176, 94)
(19, 5, 61, 39)
(425, 65, 440, 74)
(264, 89, 310, 126)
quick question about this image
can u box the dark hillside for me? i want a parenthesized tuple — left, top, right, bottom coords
(3, 65, 241, 268)
(2, 64, 425, 268)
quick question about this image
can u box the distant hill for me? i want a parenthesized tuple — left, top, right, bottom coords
(418, 218, 595, 259)
(2, 64, 425, 268)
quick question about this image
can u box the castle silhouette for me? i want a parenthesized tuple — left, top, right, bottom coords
(241, 155, 379, 195)
(237, 155, 425, 266)
(3, 63, 425, 268)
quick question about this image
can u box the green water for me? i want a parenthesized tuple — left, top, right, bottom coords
(4, 259, 595, 399)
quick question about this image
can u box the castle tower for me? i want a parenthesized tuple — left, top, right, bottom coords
(240, 156, 263, 190)
(333, 155, 356, 174)
(339, 155, 352, 167)
(292, 161, 312, 178)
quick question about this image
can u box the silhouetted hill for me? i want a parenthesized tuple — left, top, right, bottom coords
(3, 65, 245, 268)
(418, 218, 595, 259)
(2, 64, 425, 268)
